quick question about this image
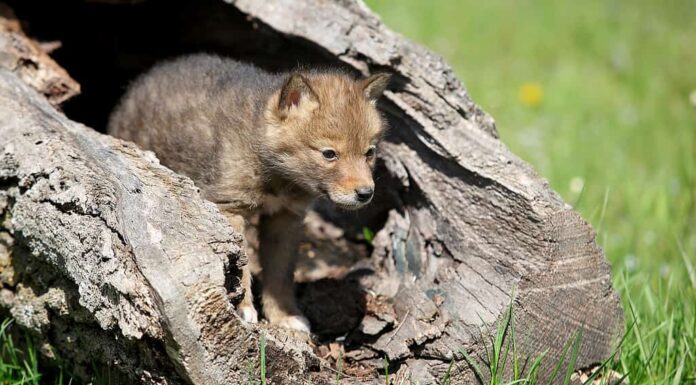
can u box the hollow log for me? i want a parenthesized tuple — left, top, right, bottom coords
(0, 1, 623, 384)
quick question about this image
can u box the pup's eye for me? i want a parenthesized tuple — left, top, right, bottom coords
(321, 149, 338, 160)
(365, 146, 376, 158)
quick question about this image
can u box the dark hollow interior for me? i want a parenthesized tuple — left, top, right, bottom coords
(8, 0, 348, 130)
(6, 0, 405, 375)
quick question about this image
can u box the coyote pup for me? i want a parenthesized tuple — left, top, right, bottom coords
(108, 54, 390, 332)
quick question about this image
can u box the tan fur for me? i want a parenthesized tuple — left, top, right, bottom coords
(108, 54, 390, 331)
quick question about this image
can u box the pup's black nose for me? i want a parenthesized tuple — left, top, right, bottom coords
(355, 187, 374, 202)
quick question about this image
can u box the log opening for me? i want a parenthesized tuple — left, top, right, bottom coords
(7, 0, 348, 131)
(1, 0, 624, 383)
(7, 0, 397, 337)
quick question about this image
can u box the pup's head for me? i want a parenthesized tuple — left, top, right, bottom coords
(264, 70, 391, 209)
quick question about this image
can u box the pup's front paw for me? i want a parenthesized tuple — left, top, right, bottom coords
(237, 304, 259, 324)
(276, 315, 311, 333)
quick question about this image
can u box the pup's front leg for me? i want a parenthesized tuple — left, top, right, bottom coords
(258, 209, 309, 332)
(222, 211, 258, 324)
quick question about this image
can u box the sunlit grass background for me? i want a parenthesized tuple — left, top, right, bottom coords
(365, 0, 695, 383)
(1, 1, 694, 384)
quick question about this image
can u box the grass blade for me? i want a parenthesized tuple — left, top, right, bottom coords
(677, 240, 696, 289)
(260, 333, 266, 385)
(561, 328, 583, 385)
(459, 348, 485, 385)
(440, 359, 455, 385)
(335, 352, 343, 385)
(545, 331, 574, 385)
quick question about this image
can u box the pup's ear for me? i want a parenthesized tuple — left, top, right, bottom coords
(278, 73, 318, 111)
(361, 73, 391, 101)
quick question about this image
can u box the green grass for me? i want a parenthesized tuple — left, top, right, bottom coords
(365, 0, 696, 383)
(459, 301, 548, 385)
(0, 319, 68, 385)
(0, 319, 120, 385)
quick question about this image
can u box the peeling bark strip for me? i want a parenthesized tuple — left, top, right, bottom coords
(0, 1, 623, 384)
(0, 6, 79, 104)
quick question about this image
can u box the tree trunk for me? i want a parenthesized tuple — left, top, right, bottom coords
(0, 1, 623, 384)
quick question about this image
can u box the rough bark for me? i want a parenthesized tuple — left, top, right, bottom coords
(0, 1, 623, 384)
(0, 6, 79, 105)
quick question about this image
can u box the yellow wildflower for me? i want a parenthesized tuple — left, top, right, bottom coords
(518, 82, 544, 107)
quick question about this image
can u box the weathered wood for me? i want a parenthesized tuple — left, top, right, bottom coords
(0, 1, 623, 384)
(0, 7, 79, 104)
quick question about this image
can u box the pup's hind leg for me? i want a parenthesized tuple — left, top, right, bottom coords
(258, 210, 309, 332)
(222, 211, 258, 324)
